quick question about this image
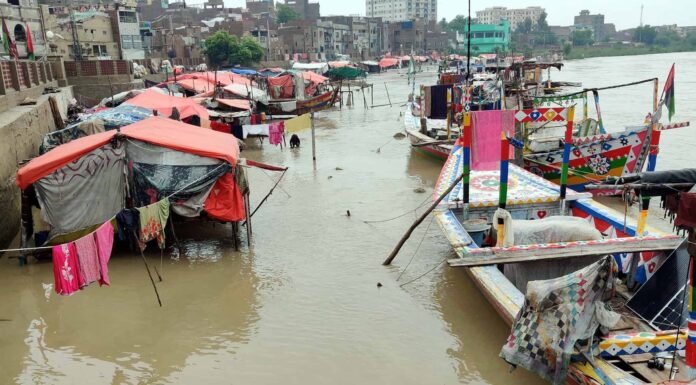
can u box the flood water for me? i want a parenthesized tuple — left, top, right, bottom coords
(1, 52, 695, 384)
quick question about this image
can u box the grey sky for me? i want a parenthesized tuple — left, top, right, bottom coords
(222, 0, 695, 31)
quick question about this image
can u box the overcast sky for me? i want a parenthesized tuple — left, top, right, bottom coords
(221, 0, 695, 31)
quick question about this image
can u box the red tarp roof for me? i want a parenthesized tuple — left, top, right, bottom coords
(16, 116, 239, 189)
(125, 89, 209, 120)
(174, 71, 252, 86)
(301, 71, 328, 84)
(379, 58, 399, 68)
(175, 78, 215, 94)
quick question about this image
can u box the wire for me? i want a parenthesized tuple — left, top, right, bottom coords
(362, 194, 432, 224)
(397, 215, 435, 281)
(399, 258, 447, 287)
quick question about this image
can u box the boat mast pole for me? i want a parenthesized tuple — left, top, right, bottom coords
(559, 106, 575, 213)
(497, 132, 510, 246)
(462, 0, 472, 218)
(647, 78, 660, 172)
(592, 89, 605, 134)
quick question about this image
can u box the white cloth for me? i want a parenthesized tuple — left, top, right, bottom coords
(279, 101, 297, 112)
(242, 124, 270, 138)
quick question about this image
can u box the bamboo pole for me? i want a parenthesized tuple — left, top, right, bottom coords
(132, 230, 162, 307)
(462, 112, 471, 216)
(559, 106, 575, 213)
(311, 111, 316, 161)
(497, 132, 510, 246)
(592, 90, 605, 134)
(445, 87, 452, 139)
(383, 173, 464, 266)
(384, 82, 392, 107)
(647, 78, 660, 172)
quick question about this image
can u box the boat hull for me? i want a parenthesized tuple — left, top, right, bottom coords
(268, 89, 340, 115)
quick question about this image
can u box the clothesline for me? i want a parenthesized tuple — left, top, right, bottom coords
(2, 163, 232, 255)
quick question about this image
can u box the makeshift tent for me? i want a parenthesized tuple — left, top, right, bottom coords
(174, 77, 215, 94)
(328, 61, 351, 68)
(125, 89, 209, 120)
(16, 116, 244, 239)
(175, 71, 252, 86)
(40, 119, 106, 155)
(378, 58, 399, 69)
(216, 98, 251, 111)
(326, 67, 366, 80)
(301, 71, 328, 84)
(83, 104, 152, 130)
(267, 74, 295, 99)
(291, 62, 329, 74)
(223, 83, 269, 104)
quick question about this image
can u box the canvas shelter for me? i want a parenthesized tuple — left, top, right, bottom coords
(125, 90, 209, 120)
(17, 116, 244, 241)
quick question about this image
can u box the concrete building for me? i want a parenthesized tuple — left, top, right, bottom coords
(283, 0, 320, 21)
(366, 0, 436, 23)
(246, 0, 274, 19)
(573, 10, 606, 41)
(108, 6, 145, 60)
(476, 6, 544, 31)
(0, 0, 47, 59)
(385, 19, 427, 55)
(42, 6, 120, 60)
(463, 20, 509, 54)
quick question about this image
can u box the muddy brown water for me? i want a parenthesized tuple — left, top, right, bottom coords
(1, 52, 695, 384)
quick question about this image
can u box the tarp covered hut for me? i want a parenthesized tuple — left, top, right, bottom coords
(16, 116, 246, 242)
(125, 90, 209, 120)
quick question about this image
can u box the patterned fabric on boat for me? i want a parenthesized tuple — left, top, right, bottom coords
(500, 256, 617, 385)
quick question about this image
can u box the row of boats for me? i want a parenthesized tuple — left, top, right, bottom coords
(398, 61, 696, 384)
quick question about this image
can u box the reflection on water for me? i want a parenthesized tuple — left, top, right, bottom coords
(1, 53, 694, 384)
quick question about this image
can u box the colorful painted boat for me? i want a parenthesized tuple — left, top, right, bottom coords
(432, 115, 690, 384)
(267, 88, 340, 115)
(403, 105, 452, 161)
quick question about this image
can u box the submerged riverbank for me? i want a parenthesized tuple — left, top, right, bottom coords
(565, 45, 696, 60)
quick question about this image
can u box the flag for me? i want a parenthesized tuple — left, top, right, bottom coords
(663, 63, 675, 121)
(285, 113, 311, 133)
(2, 17, 17, 59)
(25, 22, 34, 60)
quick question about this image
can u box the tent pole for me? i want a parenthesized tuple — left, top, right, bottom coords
(244, 192, 252, 247)
(132, 230, 162, 307)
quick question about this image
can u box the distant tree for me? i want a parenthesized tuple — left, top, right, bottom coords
(203, 31, 265, 67)
(438, 17, 448, 31)
(276, 4, 299, 24)
(562, 42, 572, 56)
(633, 25, 657, 45)
(446, 15, 471, 33)
(571, 29, 594, 46)
(654, 29, 680, 47)
(515, 18, 533, 35)
(686, 32, 696, 48)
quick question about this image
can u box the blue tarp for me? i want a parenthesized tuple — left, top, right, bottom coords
(230, 68, 257, 75)
(89, 104, 153, 130)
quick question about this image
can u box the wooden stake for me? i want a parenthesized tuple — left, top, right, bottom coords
(384, 82, 392, 107)
(132, 230, 162, 307)
(383, 173, 464, 265)
(311, 111, 316, 161)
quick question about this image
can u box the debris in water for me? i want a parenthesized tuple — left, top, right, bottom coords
(393, 132, 406, 139)
(413, 187, 426, 193)
(335, 167, 343, 171)
(377, 282, 383, 288)
(328, 175, 333, 179)
(346, 210, 351, 217)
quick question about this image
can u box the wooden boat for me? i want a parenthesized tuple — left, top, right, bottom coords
(431, 107, 692, 384)
(404, 106, 453, 160)
(266, 88, 340, 116)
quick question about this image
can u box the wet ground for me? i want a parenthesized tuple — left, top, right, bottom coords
(1, 52, 695, 384)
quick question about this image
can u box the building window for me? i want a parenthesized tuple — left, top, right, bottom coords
(119, 11, 137, 23)
(121, 35, 133, 49)
(132, 35, 142, 49)
(14, 24, 26, 42)
(93, 44, 108, 56)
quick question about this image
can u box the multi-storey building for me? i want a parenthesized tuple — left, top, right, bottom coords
(283, 0, 320, 21)
(0, 0, 47, 59)
(366, 0, 436, 23)
(476, 6, 544, 31)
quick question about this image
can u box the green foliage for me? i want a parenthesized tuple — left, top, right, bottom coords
(276, 4, 299, 24)
(562, 42, 572, 56)
(203, 31, 265, 67)
(633, 25, 657, 45)
(513, 13, 556, 47)
(444, 15, 471, 33)
(571, 29, 594, 46)
(515, 18, 533, 35)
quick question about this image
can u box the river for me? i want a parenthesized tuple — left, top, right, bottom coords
(0, 52, 694, 384)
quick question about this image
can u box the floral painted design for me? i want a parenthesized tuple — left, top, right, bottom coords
(588, 154, 611, 175)
(60, 244, 75, 284)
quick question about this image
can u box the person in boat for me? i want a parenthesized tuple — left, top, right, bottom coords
(411, 95, 422, 116)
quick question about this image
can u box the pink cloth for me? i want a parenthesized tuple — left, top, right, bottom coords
(471, 110, 516, 171)
(52, 243, 82, 295)
(74, 233, 101, 286)
(94, 221, 114, 286)
(269, 121, 284, 146)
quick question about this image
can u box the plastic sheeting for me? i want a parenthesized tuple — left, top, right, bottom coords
(35, 144, 126, 237)
(500, 256, 617, 385)
(40, 119, 106, 154)
(267, 75, 294, 99)
(494, 215, 605, 292)
(86, 104, 152, 131)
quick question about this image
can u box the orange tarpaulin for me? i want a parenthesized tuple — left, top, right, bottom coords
(175, 78, 215, 94)
(125, 89, 209, 120)
(378, 58, 399, 68)
(301, 71, 328, 84)
(16, 116, 240, 189)
(267, 74, 295, 98)
(204, 172, 245, 221)
(174, 71, 252, 86)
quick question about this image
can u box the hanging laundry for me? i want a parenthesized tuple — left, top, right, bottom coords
(74, 233, 101, 286)
(52, 243, 82, 295)
(242, 124, 270, 139)
(116, 208, 140, 241)
(210, 120, 230, 134)
(285, 113, 311, 133)
(94, 221, 114, 286)
(137, 199, 170, 250)
(471, 110, 516, 171)
(428, 85, 450, 119)
(268, 121, 285, 146)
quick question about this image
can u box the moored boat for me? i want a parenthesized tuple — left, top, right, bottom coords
(428, 106, 693, 384)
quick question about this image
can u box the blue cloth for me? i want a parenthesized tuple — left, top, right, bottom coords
(230, 68, 257, 75)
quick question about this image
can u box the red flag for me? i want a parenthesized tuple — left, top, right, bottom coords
(662, 64, 675, 121)
(25, 22, 34, 60)
(2, 17, 17, 59)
